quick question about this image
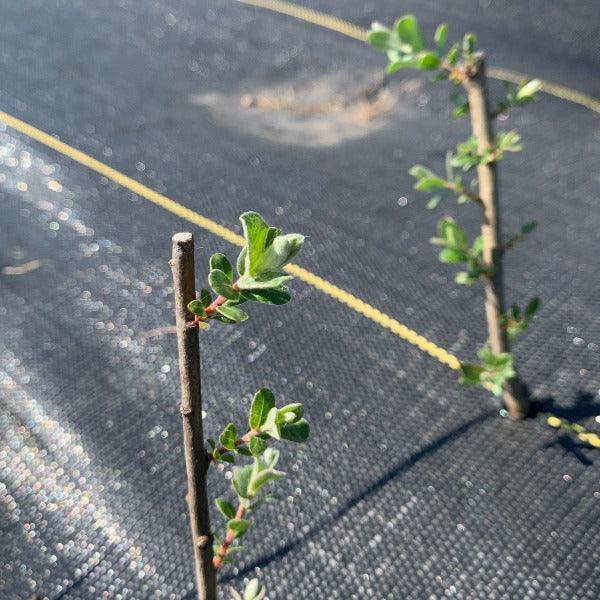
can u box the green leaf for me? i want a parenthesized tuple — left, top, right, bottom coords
(509, 304, 521, 320)
(496, 130, 522, 153)
(240, 212, 272, 276)
(215, 498, 236, 519)
(479, 347, 511, 368)
(227, 518, 251, 539)
(257, 233, 304, 274)
(525, 297, 540, 318)
(450, 93, 469, 118)
(209, 269, 240, 300)
(248, 466, 285, 497)
(446, 43, 460, 65)
(409, 164, 435, 179)
(418, 51, 441, 70)
(462, 33, 477, 56)
(520, 221, 538, 235)
(415, 176, 447, 191)
(216, 305, 248, 323)
(220, 423, 238, 451)
(249, 388, 276, 430)
(426, 195, 442, 210)
(249, 436, 268, 456)
(247, 449, 285, 496)
(367, 29, 393, 51)
(236, 246, 247, 277)
(187, 299, 206, 317)
(242, 579, 266, 600)
(238, 212, 304, 278)
(434, 23, 448, 51)
(516, 78, 542, 100)
(276, 403, 304, 425)
(438, 217, 468, 249)
(460, 363, 484, 385)
(200, 288, 212, 308)
(242, 286, 291, 305)
(395, 14, 424, 52)
(238, 272, 293, 291)
(455, 271, 475, 285)
(471, 236, 484, 257)
(212, 314, 236, 324)
(439, 248, 467, 263)
(259, 447, 280, 469)
(210, 253, 233, 281)
(232, 465, 252, 499)
(387, 57, 418, 74)
(280, 418, 310, 443)
(261, 407, 281, 440)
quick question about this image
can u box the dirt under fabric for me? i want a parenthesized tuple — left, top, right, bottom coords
(0, 0, 600, 599)
(191, 70, 423, 147)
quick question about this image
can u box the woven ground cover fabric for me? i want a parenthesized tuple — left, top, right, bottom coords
(0, 1, 599, 598)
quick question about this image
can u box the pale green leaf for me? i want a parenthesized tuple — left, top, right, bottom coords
(249, 388, 276, 430)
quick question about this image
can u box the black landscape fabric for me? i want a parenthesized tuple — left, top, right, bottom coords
(1, 1, 599, 598)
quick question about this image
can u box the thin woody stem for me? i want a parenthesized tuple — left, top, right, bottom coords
(213, 503, 247, 570)
(445, 181, 483, 205)
(192, 283, 240, 324)
(461, 54, 529, 419)
(171, 233, 217, 600)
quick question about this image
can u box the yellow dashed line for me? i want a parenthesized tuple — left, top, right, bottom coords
(0, 109, 459, 369)
(487, 67, 600, 114)
(2, 0, 599, 444)
(0, 111, 245, 248)
(229, 0, 600, 442)
(233, 0, 368, 42)
(232, 0, 600, 115)
(285, 263, 461, 370)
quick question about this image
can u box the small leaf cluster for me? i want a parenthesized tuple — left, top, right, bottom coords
(186, 212, 308, 596)
(230, 579, 266, 600)
(210, 388, 309, 464)
(409, 130, 523, 210)
(452, 79, 542, 120)
(212, 389, 309, 565)
(430, 217, 490, 285)
(367, 14, 540, 125)
(367, 15, 447, 74)
(502, 297, 540, 340)
(367, 15, 484, 79)
(367, 15, 542, 400)
(503, 220, 538, 251)
(410, 155, 479, 210)
(460, 345, 516, 396)
(494, 79, 542, 116)
(187, 212, 304, 324)
(451, 131, 522, 171)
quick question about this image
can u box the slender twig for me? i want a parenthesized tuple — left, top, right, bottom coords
(213, 503, 247, 570)
(461, 56, 529, 419)
(192, 282, 240, 324)
(444, 181, 483, 205)
(171, 233, 217, 600)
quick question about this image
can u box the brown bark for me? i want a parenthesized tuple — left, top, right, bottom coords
(462, 55, 529, 419)
(170, 233, 217, 599)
